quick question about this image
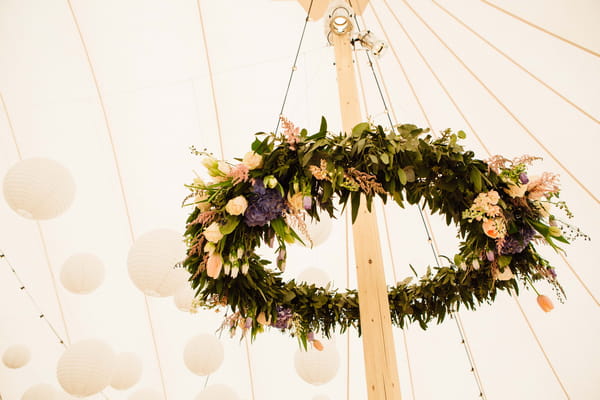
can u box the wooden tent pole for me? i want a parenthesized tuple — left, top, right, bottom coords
(329, 7, 402, 400)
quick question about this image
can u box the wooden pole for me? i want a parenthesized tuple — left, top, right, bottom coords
(330, 11, 402, 400)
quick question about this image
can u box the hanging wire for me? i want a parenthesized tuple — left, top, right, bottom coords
(0, 251, 112, 400)
(195, 0, 226, 159)
(0, 251, 67, 347)
(274, 0, 315, 134)
(397, 0, 599, 205)
(431, 0, 599, 125)
(1, 91, 73, 347)
(65, 0, 169, 397)
(479, 0, 600, 58)
(353, 5, 489, 397)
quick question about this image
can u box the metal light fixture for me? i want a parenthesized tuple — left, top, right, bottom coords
(355, 30, 387, 56)
(326, 0, 354, 38)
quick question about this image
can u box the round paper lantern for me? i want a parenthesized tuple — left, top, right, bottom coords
(110, 352, 142, 390)
(127, 229, 188, 297)
(3, 158, 75, 220)
(294, 340, 340, 385)
(313, 395, 331, 400)
(195, 384, 239, 400)
(173, 284, 196, 312)
(183, 334, 224, 376)
(56, 339, 116, 397)
(21, 383, 57, 400)
(129, 388, 162, 400)
(297, 267, 331, 287)
(60, 253, 105, 294)
(305, 214, 332, 246)
(3, 344, 31, 368)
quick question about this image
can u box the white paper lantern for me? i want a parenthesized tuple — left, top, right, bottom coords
(183, 334, 224, 376)
(110, 352, 142, 390)
(313, 395, 331, 400)
(305, 214, 332, 246)
(3, 158, 75, 220)
(60, 253, 105, 294)
(297, 267, 331, 287)
(127, 229, 188, 297)
(21, 383, 57, 400)
(173, 284, 196, 312)
(128, 388, 162, 400)
(195, 384, 239, 400)
(294, 340, 340, 385)
(56, 339, 116, 397)
(3, 344, 31, 368)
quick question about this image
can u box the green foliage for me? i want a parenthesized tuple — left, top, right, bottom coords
(183, 118, 570, 342)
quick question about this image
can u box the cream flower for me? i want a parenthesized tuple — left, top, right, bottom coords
(242, 151, 263, 170)
(494, 266, 514, 281)
(505, 183, 527, 198)
(217, 161, 232, 175)
(203, 222, 224, 243)
(225, 195, 248, 216)
(206, 253, 223, 278)
(201, 156, 218, 169)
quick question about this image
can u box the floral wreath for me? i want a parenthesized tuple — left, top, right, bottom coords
(182, 117, 585, 348)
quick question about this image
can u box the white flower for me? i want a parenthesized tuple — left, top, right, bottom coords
(217, 161, 232, 175)
(237, 248, 244, 258)
(223, 263, 231, 276)
(505, 183, 528, 198)
(495, 266, 514, 281)
(242, 151, 263, 170)
(202, 156, 218, 169)
(203, 222, 224, 243)
(263, 175, 278, 189)
(225, 195, 248, 216)
(472, 259, 480, 270)
(241, 263, 249, 275)
(231, 266, 239, 278)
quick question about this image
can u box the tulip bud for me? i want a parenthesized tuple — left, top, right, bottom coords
(537, 294, 554, 312)
(312, 339, 324, 351)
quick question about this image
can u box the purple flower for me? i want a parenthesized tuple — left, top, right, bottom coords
(273, 306, 293, 330)
(244, 186, 286, 227)
(252, 178, 266, 195)
(486, 250, 495, 261)
(547, 267, 557, 279)
(303, 196, 313, 210)
(519, 173, 529, 184)
(499, 226, 536, 255)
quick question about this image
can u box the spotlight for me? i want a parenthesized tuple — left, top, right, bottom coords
(355, 30, 387, 57)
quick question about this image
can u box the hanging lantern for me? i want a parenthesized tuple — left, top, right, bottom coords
(60, 253, 105, 294)
(110, 352, 143, 390)
(2, 344, 31, 369)
(128, 388, 162, 400)
(294, 340, 340, 385)
(54, 392, 77, 400)
(21, 383, 57, 400)
(297, 267, 331, 287)
(183, 334, 224, 376)
(173, 284, 196, 312)
(305, 214, 333, 246)
(56, 339, 116, 397)
(195, 384, 240, 400)
(2, 158, 76, 220)
(127, 229, 188, 297)
(313, 395, 331, 400)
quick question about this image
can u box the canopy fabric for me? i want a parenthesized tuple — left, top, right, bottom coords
(0, 0, 598, 399)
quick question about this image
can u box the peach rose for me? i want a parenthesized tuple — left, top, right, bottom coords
(242, 151, 263, 170)
(225, 195, 248, 216)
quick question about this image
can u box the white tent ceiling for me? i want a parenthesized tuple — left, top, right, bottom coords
(0, 0, 599, 399)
